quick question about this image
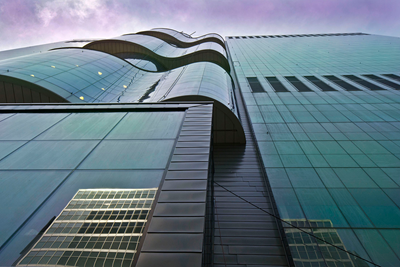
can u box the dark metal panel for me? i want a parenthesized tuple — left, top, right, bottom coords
(153, 203, 206, 216)
(165, 170, 208, 180)
(136, 253, 202, 267)
(158, 191, 207, 203)
(141, 233, 203, 252)
(162, 180, 207, 190)
(147, 217, 205, 233)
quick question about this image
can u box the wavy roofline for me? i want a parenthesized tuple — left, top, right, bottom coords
(130, 28, 226, 49)
(83, 39, 230, 72)
(126, 27, 225, 43)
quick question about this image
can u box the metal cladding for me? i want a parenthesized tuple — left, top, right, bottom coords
(0, 29, 245, 143)
(135, 28, 226, 49)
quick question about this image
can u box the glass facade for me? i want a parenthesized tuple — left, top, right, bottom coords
(1, 28, 400, 267)
(227, 34, 400, 266)
(0, 108, 183, 265)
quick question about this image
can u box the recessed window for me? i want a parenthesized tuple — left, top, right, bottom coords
(323, 75, 361, 91)
(382, 74, 400, 83)
(343, 75, 385, 91)
(285, 76, 313, 92)
(265, 77, 289, 92)
(363, 74, 400, 90)
(247, 77, 265, 93)
(304, 76, 337, 91)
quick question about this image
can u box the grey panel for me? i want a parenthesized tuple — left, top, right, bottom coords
(175, 141, 210, 148)
(136, 253, 202, 267)
(148, 217, 205, 233)
(158, 191, 206, 203)
(171, 154, 209, 162)
(153, 203, 206, 216)
(174, 147, 210, 154)
(165, 171, 208, 180)
(162, 180, 207, 190)
(229, 245, 285, 255)
(238, 255, 288, 265)
(141, 233, 203, 252)
(168, 162, 209, 170)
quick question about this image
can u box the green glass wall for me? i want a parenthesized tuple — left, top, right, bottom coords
(0, 107, 184, 265)
(227, 34, 400, 266)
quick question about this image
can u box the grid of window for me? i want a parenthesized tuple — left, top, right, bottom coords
(17, 188, 157, 266)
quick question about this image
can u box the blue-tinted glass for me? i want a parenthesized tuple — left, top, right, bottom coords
(0, 171, 70, 247)
(78, 140, 175, 169)
(35, 113, 126, 140)
(350, 189, 400, 228)
(295, 188, 348, 227)
(354, 229, 400, 266)
(0, 140, 98, 169)
(0, 113, 68, 140)
(106, 112, 184, 139)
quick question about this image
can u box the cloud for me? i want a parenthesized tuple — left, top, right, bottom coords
(0, 0, 399, 51)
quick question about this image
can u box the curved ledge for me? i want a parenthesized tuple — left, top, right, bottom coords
(83, 38, 230, 72)
(134, 28, 226, 49)
(163, 95, 245, 144)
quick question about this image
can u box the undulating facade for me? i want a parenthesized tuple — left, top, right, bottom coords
(0, 29, 399, 267)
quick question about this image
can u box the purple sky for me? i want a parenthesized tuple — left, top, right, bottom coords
(1, 0, 399, 51)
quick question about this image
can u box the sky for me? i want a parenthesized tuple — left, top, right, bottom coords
(0, 0, 400, 51)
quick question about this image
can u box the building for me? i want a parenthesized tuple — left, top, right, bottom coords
(0, 29, 399, 267)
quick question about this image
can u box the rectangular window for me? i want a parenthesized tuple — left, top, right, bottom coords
(304, 76, 337, 91)
(343, 75, 385, 91)
(363, 74, 400, 90)
(285, 76, 313, 92)
(265, 77, 289, 92)
(246, 77, 265, 93)
(323, 75, 361, 91)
